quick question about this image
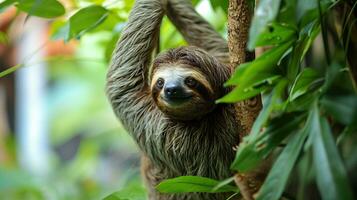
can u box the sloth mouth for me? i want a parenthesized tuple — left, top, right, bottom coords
(162, 95, 192, 105)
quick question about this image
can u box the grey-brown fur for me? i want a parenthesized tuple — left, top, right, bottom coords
(106, 0, 240, 199)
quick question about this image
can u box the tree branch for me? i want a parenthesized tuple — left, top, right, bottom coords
(228, 0, 264, 199)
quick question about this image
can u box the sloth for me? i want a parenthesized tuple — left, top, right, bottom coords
(106, 0, 240, 199)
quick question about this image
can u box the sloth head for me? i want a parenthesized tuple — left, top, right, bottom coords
(150, 47, 231, 121)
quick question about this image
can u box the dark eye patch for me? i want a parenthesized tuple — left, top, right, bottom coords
(191, 80, 213, 101)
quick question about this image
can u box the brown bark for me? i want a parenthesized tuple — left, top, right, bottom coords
(228, 0, 261, 140)
(228, 0, 264, 199)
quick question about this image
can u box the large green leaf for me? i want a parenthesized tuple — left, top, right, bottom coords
(225, 41, 293, 87)
(215, 85, 266, 103)
(16, 0, 65, 18)
(156, 176, 238, 193)
(255, 22, 297, 47)
(256, 111, 311, 200)
(103, 185, 147, 200)
(248, 0, 282, 49)
(289, 68, 321, 101)
(311, 105, 353, 200)
(217, 42, 293, 103)
(65, 5, 109, 41)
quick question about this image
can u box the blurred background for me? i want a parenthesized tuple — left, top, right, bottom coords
(0, 0, 227, 199)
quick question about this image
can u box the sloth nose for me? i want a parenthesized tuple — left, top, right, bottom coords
(164, 84, 184, 98)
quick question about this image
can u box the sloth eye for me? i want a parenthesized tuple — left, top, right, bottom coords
(156, 78, 165, 88)
(185, 77, 197, 87)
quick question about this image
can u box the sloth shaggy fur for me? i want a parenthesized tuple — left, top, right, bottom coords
(106, 0, 241, 199)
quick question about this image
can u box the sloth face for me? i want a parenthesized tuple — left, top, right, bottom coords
(150, 65, 216, 120)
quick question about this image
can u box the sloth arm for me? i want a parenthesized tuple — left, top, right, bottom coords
(106, 0, 164, 138)
(166, 0, 229, 64)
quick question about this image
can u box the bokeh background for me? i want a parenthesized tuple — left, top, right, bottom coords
(0, 0, 227, 199)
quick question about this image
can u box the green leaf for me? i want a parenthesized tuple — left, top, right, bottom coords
(321, 95, 357, 125)
(249, 79, 287, 139)
(209, 0, 228, 13)
(225, 41, 293, 87)
(218, 75, 281, 103)
(311, 105, 353, 200)
(296, 0, 317, 22)
(230, 80, 291, 172)
(16, 0, 65, 18)
(255, 22, 297, 47)
(156, 176, 238, 194)
(212, 177, 235, 192)
(0, 0, 15, 11)
(286, 20, 320, 80)
(320, 62, 342, 94)
(256, 111, 310, 200)
(103, 185, 147, 200)
(67, 5, 109, 41)
(297, 0, 332, 28)
(218, 42, 293, 103)
(231, 111, 304, 172)
(297, 20, 320, 61)
(216, 84, 268, 103)
(0, 63, 22, 78)
(289, 68, 321, 101)
(248, 0, 282, 49)
(286, 91, 317, 112)
(276, 0, 297, 25)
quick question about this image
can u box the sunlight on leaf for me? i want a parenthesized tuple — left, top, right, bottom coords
(64, 5, 108, 41)
(156, 176, 238, 194)
(16, 0, 65, 18)
(255, 22, 297, 47)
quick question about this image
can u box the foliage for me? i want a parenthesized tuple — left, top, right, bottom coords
(156, 176, 238, 193)
(1, 0, 356, 199)
(156, 0, 357, 199)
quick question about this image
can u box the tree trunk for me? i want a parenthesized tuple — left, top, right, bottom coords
(227, 0, 264, 199)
